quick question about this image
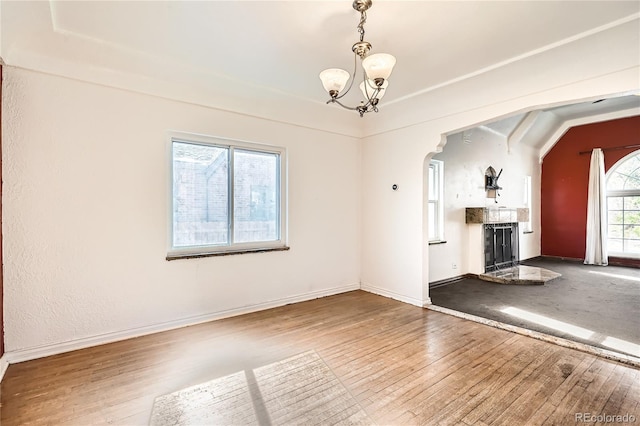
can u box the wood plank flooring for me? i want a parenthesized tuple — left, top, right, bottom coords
(1, 290, 639, 425)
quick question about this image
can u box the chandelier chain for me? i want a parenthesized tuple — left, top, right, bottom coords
(357, 11, 367, 42)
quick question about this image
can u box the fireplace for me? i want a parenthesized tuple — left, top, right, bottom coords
(464, 207, 560, 284)
(465, 207, 528, 274)
(484, 222, 519, 272)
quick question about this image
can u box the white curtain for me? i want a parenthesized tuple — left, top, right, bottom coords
(585, 148, 608, 265)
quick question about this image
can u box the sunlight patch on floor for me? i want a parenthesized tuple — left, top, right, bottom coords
(588, 270, 640, 282)
(601, 336, 640, 357)
(500, 306, 595, 339)
(500, 306, 640, 357)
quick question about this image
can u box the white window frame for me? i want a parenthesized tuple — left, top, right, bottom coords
(606, 150, 640, 258)
(167, 131, 287, 259)
(428, 159, 445, 243)
(522, 175, 533, 233)
(606, 191, 640, 258)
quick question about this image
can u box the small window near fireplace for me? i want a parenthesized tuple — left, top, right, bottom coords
(428, 159, 445, 243)
(522, 176, 533, 233)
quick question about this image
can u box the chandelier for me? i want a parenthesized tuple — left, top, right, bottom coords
(319, 0, 396, 117)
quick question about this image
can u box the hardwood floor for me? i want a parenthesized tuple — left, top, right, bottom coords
(1, 290, 638, 425)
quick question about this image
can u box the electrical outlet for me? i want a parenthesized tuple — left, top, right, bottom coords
(452, 263, 458, 270)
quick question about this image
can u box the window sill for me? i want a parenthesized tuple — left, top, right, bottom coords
(166, 246, 290, 261)
(429, 240, 447, 245)
(608, 252, 640, 260)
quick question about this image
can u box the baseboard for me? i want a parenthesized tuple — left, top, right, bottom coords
(537, 255, 583, 263)
(0, 355, 8, 383)
(360, 282, 424, 307)
(537, 254, 640, 269)
(606, 257, 640, 269)
(522, 255, 544, 262)
(429, 273, 478, 289)
(4, 283, 360, 365)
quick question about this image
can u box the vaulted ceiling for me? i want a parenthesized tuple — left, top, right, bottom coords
(470, 94, 640, 159)
(1, 1, 639, 139)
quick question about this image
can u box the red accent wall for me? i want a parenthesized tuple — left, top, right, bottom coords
(541, 116, 640, 262)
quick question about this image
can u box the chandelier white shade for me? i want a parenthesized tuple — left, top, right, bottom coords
(361, 53, 396, 81)
(319, 68, 350, 94)
(359, 79, 388, 101)
(318, 0, 396, 117)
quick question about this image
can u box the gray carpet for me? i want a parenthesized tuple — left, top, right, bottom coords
(429, 257, 640, 358)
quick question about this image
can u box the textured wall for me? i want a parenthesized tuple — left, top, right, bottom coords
(1, 64, 4, 356)
(2, 67, 362, 353)
(541, 116, 640, 259)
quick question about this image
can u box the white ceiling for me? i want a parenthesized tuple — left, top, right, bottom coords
(1, 0, 638, 108)
(1, 0, 639, 146)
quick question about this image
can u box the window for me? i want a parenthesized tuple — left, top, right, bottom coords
(522, 176, 532, 233)
(169, 132, 287, 258)
(428, 159, 445, 242)
(606, 150, 640, 257)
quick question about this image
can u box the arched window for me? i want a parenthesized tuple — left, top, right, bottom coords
(606, 150, 640, 256)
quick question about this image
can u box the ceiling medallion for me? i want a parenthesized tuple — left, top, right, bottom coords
(319, 0, 396, 117)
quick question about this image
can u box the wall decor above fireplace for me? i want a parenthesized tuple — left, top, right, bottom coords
(485, 166, 502, 190)
(485, 166, 503, 201)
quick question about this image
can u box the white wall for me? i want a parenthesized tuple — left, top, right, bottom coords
(360, 129, 432, 306)
(2, 67, 362, 357)
(428, 129, 541, 283)
(361, 22, 639, 307)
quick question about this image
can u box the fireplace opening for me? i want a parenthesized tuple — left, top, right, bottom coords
(484, 222, 519, 272)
